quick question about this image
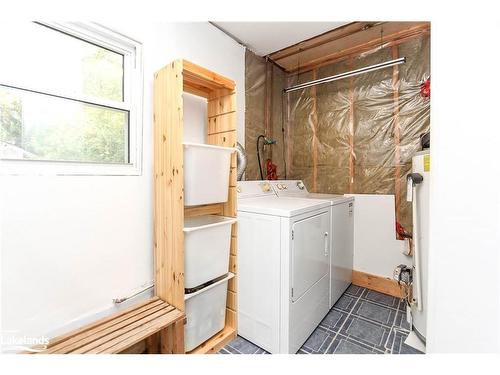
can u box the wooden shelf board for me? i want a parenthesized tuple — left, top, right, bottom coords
(182, 60, 235, 95)
(184, 203, 224, 218)
(187, 326, 236, 354)
(183, 82, 212, 98)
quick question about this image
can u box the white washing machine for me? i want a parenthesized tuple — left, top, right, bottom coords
(269, 180, 354, 308)
(237, 180, 331, 354)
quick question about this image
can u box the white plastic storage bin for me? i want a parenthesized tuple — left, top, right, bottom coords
(183, 142, 235, 206)
(183, 215, 237, 289)
(184, 273, 234, 352)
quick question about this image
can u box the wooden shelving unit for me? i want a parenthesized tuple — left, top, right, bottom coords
(153, 59, 237, 354)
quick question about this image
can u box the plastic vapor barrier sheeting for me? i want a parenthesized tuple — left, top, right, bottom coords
(244, 50, 286, 180)
(245, 35, 430, 231)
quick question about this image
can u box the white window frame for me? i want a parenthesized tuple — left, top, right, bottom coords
(0, 22, 143, 176)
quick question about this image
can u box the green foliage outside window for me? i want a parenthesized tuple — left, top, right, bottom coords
(0, 47, 128, 164)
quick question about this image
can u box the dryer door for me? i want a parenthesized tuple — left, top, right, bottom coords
(291, 210, 330, 302)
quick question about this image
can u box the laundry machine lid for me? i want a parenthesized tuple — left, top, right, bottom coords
(238, 196, 330, 217)
(306, 193, 354, 206)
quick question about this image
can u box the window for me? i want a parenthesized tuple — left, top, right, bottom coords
(0, 22, 143, 175)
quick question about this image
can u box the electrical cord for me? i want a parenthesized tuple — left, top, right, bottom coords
(257, 134, 265, 180)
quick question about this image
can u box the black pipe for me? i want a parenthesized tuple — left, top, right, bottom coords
(257, 135, 265, 180)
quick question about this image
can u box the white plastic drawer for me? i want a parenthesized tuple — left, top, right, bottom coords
(184, 215, 237, 288)
(184, 273, 234, 352)
(183, 142, 235, 206)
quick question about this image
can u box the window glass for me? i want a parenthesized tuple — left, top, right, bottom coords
(0, 22, 124, 102)
(0, 86, 128, 163)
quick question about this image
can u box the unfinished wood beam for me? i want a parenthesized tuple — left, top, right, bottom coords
(352, 270, 404, 298)
(263, 60, 271, 166)
(268, 61, 274, 163)
(285, 84, 293, 178)
(392, 45, 402, 236)
(269, 22, 382, 61)
(276, 22, 430, 74)
(348, 57, 355, 193)
(295, 25, 429, 74)
(311, 69, 319, 192)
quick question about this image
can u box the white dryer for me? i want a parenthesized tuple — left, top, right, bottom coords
(237, 181, 331, 354)
(269, 180, 354, 308)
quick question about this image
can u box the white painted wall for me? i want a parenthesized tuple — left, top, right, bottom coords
(426, 20, 500, 353)
(347, 194, 410, 278)
(0, 22, 245, 341)
(117, 21, 246, 144)
(184, 93, 208, 144)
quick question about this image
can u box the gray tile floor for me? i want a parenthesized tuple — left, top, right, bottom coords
(218, 284, 423, 354)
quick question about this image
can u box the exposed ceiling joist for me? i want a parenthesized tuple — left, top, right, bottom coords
(268, 22, 381, 60)
(268, 21, 430, 73)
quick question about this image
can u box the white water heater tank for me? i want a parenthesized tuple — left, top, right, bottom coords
(408, 149, 430, 342)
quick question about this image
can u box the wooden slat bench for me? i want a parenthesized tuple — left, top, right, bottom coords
(36, 297, 185, 354)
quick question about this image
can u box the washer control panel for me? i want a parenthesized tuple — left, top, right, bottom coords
(237, 181, 277, 198)
(269, 180, 309, 195)
(261, 182, 271, 192)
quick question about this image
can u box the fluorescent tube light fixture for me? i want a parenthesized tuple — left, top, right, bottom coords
(284, 57, 406, 93)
